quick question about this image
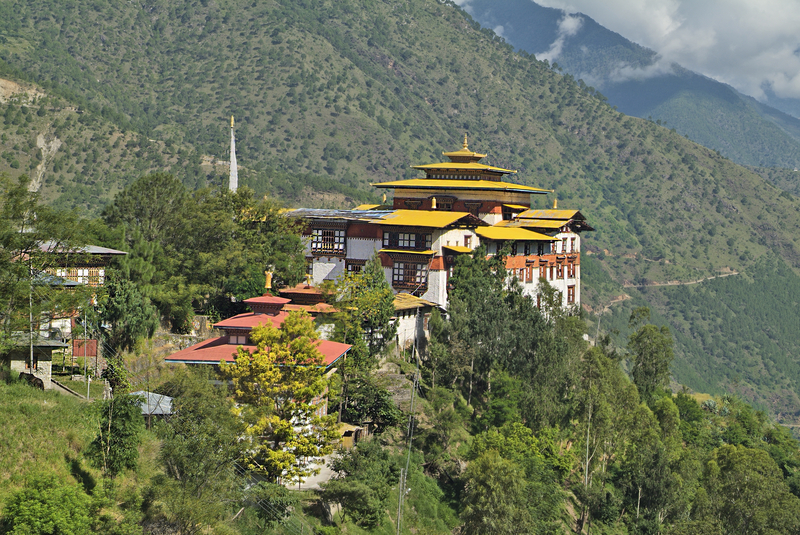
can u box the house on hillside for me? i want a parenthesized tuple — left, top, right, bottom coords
(3, 243, 127, 389)
(287, 137, 593, 311)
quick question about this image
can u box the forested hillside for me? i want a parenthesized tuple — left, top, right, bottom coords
(1, 0, 800, 419)
(464, 0, 800, 172)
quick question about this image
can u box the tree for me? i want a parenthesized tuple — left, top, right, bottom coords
(101, 172, 189, 244)
(0, 474, 93, 535)
(692, 445, 800, 534)
(320, 440, 401, 528)
(153, 369, 246, 535)
(335, 252, 396, 357)
(219, 310, 338, 484)
(628, 307, 674, 404)
(99, 274, 158, 352)
(460, 450, 535, 535)
(87, 394, 144, 481)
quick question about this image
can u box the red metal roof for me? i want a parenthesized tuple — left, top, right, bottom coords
(164, 336, 350, 367)
(213, 311, 289, 330)
(244, 295, 291, 305)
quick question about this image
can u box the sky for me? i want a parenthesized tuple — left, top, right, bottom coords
(529, 0, 800, 101)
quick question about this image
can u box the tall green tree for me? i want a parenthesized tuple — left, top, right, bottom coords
(628, 307, 674, 404)
(99, 274, 158, 352)
(153, 369, 246, 534)
(335, 252, 396, 357)
(460, 450, 535, 535)
(87, 394, 144, 481)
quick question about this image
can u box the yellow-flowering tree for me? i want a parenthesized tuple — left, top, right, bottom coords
(220, 311, 338, 484)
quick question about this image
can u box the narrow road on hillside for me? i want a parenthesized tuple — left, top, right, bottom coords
(623, 271, 739, 289)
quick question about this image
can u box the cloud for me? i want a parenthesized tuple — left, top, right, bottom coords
(536, 13, 583, 63)
(533, 0, 800, 101)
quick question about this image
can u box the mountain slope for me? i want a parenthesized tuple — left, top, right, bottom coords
(1, 0, 800, 420)
(462, 0, 800, 172)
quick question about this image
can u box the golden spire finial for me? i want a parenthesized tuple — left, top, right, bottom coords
(553, 197, 558, 209)
(463, 133, 468, 150)
(231, 116, 235, 128)
(382, 193, 387, 204)
(431, 197, 437, 210)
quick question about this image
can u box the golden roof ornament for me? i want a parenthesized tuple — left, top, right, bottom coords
(231, 115, 234, 128)
(553, 197, 558, 209)
(382, 193, 387, 203)
(463, 133, 469, 150)
(431, 197, 437, 210)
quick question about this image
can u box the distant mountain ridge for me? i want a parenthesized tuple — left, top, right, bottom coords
(463, 0, 800, 174)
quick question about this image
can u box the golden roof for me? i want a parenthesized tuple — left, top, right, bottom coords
(517, 209, 583, 220)
(373, 210, 487, 228)
(394, 292, 440, 311)
(443, 245, 473, 253)
(411, 162, 516, 173)
(441, 134, 487, 160)
(476, 227, 556, 241)
(354, 204, 382, 210)
(372, 178, 550, 194)
(500, 219, 567, 229)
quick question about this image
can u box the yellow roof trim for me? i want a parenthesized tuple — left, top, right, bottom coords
(372, 179, 551, 194)
(503, 204, 529, 211)
(443, 245, 473, 253)
(354, 204, 381, 210)
(379, 249, 435, 255)
(477, 227, 556, 241)
(373, 209, 485, 228)
(412, 162, 516, 173)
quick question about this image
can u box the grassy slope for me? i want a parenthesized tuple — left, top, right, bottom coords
(1, 0, 800, 418)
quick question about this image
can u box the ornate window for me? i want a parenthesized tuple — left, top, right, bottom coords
(346, 259, 366, 273)
(311, 228, 346, 255)
(567, 285, 576, 304)
(392, 262, 428, 289)
(383, 231, 431, 250)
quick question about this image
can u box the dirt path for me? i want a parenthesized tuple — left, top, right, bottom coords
(623, 271, 739, 289)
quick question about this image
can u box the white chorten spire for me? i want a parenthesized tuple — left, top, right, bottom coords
(229, 115, 238, 192)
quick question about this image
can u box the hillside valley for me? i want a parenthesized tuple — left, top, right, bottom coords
(462, 0, 800, 182)
(0, 0, 800, 421)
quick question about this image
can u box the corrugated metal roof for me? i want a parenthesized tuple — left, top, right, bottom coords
(371, 179, 551, 194)
(374, 210, 487, 228)
(130, 391, 173, 416)
(476, 227, 556, 241)
(394, 292, 440, 311)
(285, 208, 394, 221)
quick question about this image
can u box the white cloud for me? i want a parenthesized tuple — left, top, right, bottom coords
(537, 13, 584, 63)
(533, 0, 800, 100)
